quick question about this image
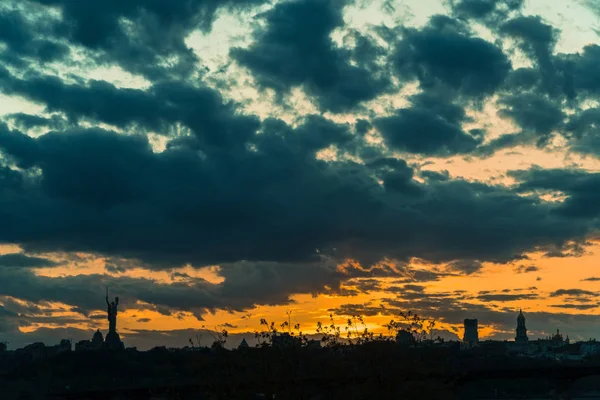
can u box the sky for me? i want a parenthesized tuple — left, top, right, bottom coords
(1, 0, 600, 350)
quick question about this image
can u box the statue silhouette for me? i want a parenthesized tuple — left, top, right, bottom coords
(106, 294, 119, 333)
(103, 289, 124, 350)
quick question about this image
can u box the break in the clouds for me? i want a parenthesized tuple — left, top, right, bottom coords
(1, 0, 600, 348)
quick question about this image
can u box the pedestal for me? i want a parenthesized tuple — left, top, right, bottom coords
(104, 330, 124, 350)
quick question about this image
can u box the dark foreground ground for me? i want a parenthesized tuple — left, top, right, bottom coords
(3, 343, 600, 399)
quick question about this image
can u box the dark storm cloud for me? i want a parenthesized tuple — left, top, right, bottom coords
(0, 124, 594, 270)
(0, 69, 259, 149)
(510, 168, 600, 219)
(498, 94, 565, 139)
(0, 260, 344, 318)
(500, 16, 558, 76)
(480, 16, 600, 158)
(231, 0, 391, 112)
(0, 122, 41, 169)
(6, 113, 69, 131)
(374, 92, 482, 156)
(565, 45, 600, 98)
(0, 253, 57, 268)
(505, 44, 599, 104)
(365, 157, 422, 194)
(0, 6, 70, 67)
(565, 107, 600, 138)
(24, 0, 267, 79)
(542, 242, 588, 259)
(391, 15, 511, 98)
(564, 107, 600, 156)
(472, 132, 531, 158)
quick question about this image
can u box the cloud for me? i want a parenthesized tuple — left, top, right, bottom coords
(510, 167, 600, 219)
(450, 0, 524, 22)
(499, 16, 558, 77)
(0, 124, 594, 271)
(582, 0, 600, 17)
(6, 113, 70, 132)
(231, 0, 391, 112)
(477, 293, 538, 302)
(374, 92, 482, 156)
(564, 107, 600, 156)
(0, 259, 349, 318)
(0, 70, 260, 149)
(445, 260, 483, 275)
(0, 6, 70, 68)
(23, 0, 267, 79)
(515, 265, 539, 274)
(550, 304, 599, 310)
(105, 264, 126, 274)
(550, 289, 597, 298)
(0, 253, 57, 268)
(391, 15, 511, 98)
(497, 93, 565, 140)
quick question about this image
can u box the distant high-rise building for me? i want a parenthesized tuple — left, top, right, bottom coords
(515, 309, 528, 343)
(463, 319, 479, 346)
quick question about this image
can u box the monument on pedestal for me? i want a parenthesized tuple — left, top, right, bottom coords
(103, 288, 124, 350)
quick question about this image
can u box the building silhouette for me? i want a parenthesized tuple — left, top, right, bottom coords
(515, 309, 528, 343)
(91, 329, 104, 349)
(272, 333, 301, 348)
(75, 331, 104, 352)
(396, 329, 415, 346)
(463, 319, 479, 347)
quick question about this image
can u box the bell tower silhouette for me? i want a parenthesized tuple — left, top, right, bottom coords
(515, 309, 528, 343)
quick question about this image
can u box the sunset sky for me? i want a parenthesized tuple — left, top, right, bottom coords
(1, 0, 600, 350)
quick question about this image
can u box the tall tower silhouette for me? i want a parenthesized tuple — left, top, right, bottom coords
(515, 309, 528, 343)
(463, 319, 479, 347)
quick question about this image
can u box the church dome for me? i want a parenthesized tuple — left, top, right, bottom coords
(91, 329, 104, 349)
